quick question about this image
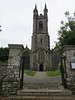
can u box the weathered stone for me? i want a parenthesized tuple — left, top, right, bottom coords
(62, 45, 75, 94)
(30, 5, 53, 71)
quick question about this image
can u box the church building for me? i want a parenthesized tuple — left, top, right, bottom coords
(30, 4, 52, 71)
(8, 4, 54, 71)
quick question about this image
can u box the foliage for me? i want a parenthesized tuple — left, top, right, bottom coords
(0, 47, 9, 63)
(24, 70, 37, 76)
(58, 62, 64, 72)
(0, 60, 8, 64)
(46, 71, 61, 76)
(55, 11, 75, 50)
(58, 62, 61, 70)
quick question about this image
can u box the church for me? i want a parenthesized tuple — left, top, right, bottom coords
(8, 4, 60, 71)
(22, 4, 52, 71)
(30, 4, 52, 71)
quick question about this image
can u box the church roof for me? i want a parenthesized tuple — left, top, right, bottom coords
(23, 45, 31, 52)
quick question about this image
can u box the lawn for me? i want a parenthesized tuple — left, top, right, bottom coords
(24, 70, 37, 76)
(46, 71, 61, 76)
(24, 70, 61, 76)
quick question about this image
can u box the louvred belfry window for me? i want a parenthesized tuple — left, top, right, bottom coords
(39, 21, 43, 29)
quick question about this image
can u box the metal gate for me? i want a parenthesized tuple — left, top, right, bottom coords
(61, 55, 67, 88)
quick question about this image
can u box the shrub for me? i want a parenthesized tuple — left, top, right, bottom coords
(24, 70, 37, 76)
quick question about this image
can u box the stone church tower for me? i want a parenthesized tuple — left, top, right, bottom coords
(30, 4, 52, 71)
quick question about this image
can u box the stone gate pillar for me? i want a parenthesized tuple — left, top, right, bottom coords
(62, 45, 75, 94)
(2, 44, 24, 95)
(8, 44, 24, 66)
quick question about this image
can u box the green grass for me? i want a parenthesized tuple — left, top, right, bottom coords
(24, 70, 61, 76)
(24, 70, 37, 76)
(46, 71, 61, 76)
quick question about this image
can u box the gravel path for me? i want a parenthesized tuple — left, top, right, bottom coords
(23, 72, 63, 89)
(24, 72, 62, 83)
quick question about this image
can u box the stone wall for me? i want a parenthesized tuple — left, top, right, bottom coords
(0, 64, 8, 95)
(62, 45, 75, 94)
(8, 44, 24, 66)
(7, 44, 24, 95)
(0, 64, 22, 95)
(0, 44, 24, 95)
(2, 64, 20, 95)
(0, 64, 7, 82)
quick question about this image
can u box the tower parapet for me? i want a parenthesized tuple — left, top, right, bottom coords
(44, 3, 48, 19)
(33, 4, 48, 34)
(33, 5, 38, 19)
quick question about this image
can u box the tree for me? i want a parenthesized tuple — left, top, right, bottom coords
(0, 47, 9, 63)
(55, 11, 75, 50)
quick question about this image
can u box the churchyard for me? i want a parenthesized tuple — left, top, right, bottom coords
(0, 3, 75, 100)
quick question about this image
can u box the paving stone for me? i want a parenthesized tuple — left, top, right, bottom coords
(23, 72, 63, 90)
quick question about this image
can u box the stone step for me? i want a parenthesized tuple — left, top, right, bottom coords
(8, 95, 75, 100)
(17, 89, 72, 96)
(23, 83, 63, 89)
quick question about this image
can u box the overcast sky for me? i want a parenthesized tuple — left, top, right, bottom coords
(0, 0, 75, 49)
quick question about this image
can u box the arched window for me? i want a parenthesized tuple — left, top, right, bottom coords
(39, 21, 43, 29)
(40, 38, 42, 43)
(38, 50, 44, 60)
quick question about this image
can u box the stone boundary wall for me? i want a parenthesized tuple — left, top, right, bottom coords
(0, 64, 21, 95)
(0, 64, 8, 94)
(2, 64, 20, 95)
(0, 64, 7, 81)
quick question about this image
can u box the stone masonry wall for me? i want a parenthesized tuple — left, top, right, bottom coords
(2, 65, 20, 95)
(0, 64, 7, 83)
(1, 44, 24, 95)
(0, 64, 22, 95)
(8, 44, 24, 66)
(0, 64, 8, 95)
(62, 45, 75, 94)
